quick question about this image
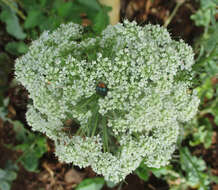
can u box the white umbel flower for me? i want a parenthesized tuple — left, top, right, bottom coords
(15, 21, 199, 183)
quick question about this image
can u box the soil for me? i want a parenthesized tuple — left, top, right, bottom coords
(0, 0, 217, 190)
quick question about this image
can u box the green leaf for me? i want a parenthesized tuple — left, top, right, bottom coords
(180, 148, 206, 172)
(9, 119, 47, 172)
(4, 171, 17, 181)
(200, 0, 216, 9)
(191, 9, 212, 27)
(76, 0, 101, 11)
(204, 24, 218, 54)
(211, 101, 218, 116)
(16, 135, 47, 172)
(196, 77, 213, 99)
(0, 169, 7, 179)
(34, 137, 47, 157)
(12, 120, 28, 142)
(150, 167, 169, 178)
(15, 143, 30, 151)
(39, 0, 47, 7)
(92, 7, 110, 33)
(0, 7, 26, 39)
(210, 175, 218, 184)
(24, 10, 44, 29)
(20, 150, 39, 172)
(214, 116, 218, 125)
(0, 180, 10, 190)
(0, 162, 17, 190)
(15, 133, 47, 172)
(57, 1, 74, 18)
(5, 42, 28, 56)
(76, 177, 105, 190)
(38, 16, 59, 31)
(180, 147, 208, 189)
(19, 0, 38, 11)
(54, 0, 83, 24)
(190, 118, 213, 149)
(4, 161, 18, 172)
(135, 163, 150, 181)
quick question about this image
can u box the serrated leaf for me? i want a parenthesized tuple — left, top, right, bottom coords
(200, 0, 216, 9)
(0, 8, 26, 39)
(180, 148, 206, 172)
(190, 119, 213, 149)
(5, 41, 28, 56)
(180, 147, 208, 189)
(191, 9, 211, 27)
(76, 177, 105, 190)
(14, 131, 47, 172)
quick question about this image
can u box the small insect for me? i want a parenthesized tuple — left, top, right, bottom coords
(96, 82, 108, 96)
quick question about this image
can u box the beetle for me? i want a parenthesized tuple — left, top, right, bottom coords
(96, 82, 108, 96)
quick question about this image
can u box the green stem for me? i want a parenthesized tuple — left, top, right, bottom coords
(117, 181, 123, 190)
(86, 116, 92, 136)
(102, 117, 109, 152)
(76, 94, 97, 110)
(75, 127, 83, 136)
(198, 108, 212, 117)
(91, 108, 99, 137)
(1, 0, 26, 20)
(164, 0, 185, 28)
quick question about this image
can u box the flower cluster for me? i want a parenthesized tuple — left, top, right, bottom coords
(15, 20, 199, 183)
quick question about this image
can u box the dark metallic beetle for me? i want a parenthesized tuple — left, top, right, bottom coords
(96, 82, 108, 96)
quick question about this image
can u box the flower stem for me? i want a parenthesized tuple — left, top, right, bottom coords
(164, 0, 185, 28)
(1, 0, 26, 20)
(91, 107, 99, 137)
(102, 117, 109, 152)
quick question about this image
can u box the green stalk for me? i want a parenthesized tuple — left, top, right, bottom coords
(1, 0, 26, 20)
(91, 109, 99, 137)
(76, 94, 97, 109)
(102, 117, 109, 152)
(164, 0, 185, 28)
(75, 95, 99, 136)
